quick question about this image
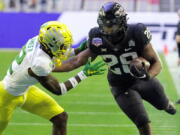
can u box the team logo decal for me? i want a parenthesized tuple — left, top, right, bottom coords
(92, 38, 103, 47)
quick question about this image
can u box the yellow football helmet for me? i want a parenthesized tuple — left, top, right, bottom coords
(38, 21, 73, 66)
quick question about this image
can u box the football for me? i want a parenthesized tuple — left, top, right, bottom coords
(130, 57, 150, 71)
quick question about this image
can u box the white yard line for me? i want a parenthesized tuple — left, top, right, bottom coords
(165, 52, 180, 97)
(8, 122, 177, 128)
(17, 110, 125, 116)
(16, 110, 174, 118)
(66, 93, 111, 98)
(62, 101, 115, 105)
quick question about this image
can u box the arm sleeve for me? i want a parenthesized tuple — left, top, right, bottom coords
(177, 22, 180, 35)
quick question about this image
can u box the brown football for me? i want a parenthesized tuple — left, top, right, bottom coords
(130, 57, 150, 70)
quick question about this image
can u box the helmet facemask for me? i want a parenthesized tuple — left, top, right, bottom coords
(38, 21, 73, 66)
(52, 44, 72, 66)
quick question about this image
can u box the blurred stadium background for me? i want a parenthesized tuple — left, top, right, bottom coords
(0, 0, 180, 135)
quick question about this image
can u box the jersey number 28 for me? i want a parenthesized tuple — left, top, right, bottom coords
(101, 52, 138, 75)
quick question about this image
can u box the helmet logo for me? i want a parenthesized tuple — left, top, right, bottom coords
(92, 37, 103, 47)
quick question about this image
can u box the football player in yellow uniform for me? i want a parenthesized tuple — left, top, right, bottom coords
(0, 21, 105, 135)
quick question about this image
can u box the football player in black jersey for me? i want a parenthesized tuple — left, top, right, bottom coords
(54, 2, 176, 135)
(175, 9, 180, 66)
(175, 9, 180, 104)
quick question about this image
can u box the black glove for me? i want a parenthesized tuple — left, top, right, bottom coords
(129, 62, 150, 81)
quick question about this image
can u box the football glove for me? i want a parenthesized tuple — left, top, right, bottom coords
(129, 62, 150, 81)
(83, 58, 106, 76)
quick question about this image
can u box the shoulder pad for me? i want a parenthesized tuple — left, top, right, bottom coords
(133, 23, 152, 45)
(88, 27, 103, 54)
(89, 27, 101, 37)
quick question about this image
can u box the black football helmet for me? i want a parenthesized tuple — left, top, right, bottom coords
(97, 2, 128, 35)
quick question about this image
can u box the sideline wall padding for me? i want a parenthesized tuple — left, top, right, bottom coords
(0, 12, 61, 48)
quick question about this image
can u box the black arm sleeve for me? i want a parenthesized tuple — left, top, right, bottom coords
(177, 21, 180, 35)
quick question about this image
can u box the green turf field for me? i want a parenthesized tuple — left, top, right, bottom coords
(0, 50, 179, 135)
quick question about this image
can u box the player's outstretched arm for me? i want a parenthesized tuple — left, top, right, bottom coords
(67, 40, 88, 57)
(28, 60, 105, 95)
(53, 48, 96, 72)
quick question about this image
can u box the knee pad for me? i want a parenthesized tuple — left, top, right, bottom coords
(134, 114, 150, 128)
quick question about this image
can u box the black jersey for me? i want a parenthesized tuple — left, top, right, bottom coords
(88, 23, 152, 87)
(177, 21, 180, 35)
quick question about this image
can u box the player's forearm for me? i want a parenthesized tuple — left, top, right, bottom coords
(58, 71, 87, 94)
(53, 57, 86, 72)
(39, 72, 87, 95)
(28, 68, 86, 95)
(54, 49, 94, 72)
(148, 60, 162, 78)
(38, 77, 62, 95)
(176, 35, 180, 43)
(74, 48, 82, 55)
(69, 48, 81, 57)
